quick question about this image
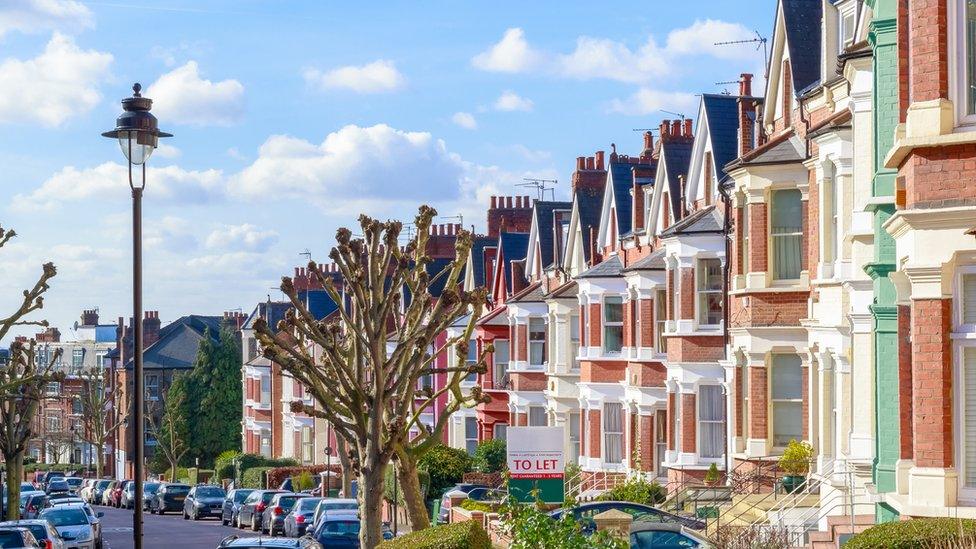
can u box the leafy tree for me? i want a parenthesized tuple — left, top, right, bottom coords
(255, 207, 488, 548)
(147, 373, 190, 482)
(197, 324, 243, 460)
(0, 224, 61, 520)
(473, 439, 507, 473)
(417, 444, 471, 497)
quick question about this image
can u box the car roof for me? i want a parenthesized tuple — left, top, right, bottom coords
(0, 520, 48, 526)
(630, 521, 684, 533)
(219, 535, 311, 547)
(319, 498, 356, 504)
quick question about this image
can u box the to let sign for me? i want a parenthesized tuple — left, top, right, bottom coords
(507, 426, 565, 503)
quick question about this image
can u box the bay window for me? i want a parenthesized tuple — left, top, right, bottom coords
(603, 296, 624, 353)
(771, 355, 803, 447)
(529, 318, 546, 366)
(967, 0, 976, 115)
(260, 435, 271, 458)
(465, 417, 478, 455)
(493, 339, 509, 388)
(259, 373, 271, 406)
(655, 410, 667, 475)
(570, 313, 580, 370)
(465, 339, 477, 383)
(569, 411, 581, 463)
(696, 258, 723, 326)
(771, 189, 802, 280)
(529, 406, 547, 426)
(493, 423, 507, 442)
(699, 385, 725, 459)
(603, 402, 624, 464)
(146, 374, 160, 401)
(740, 199, 750, 274)
(301, 426, 313, 464)
(655, 290, 667, 352)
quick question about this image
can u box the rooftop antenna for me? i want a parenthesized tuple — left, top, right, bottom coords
(632, 128, 656, 133)
(714, 30, 769, 78)
(518, 178, 557, 201)
(660, 110, 686, 121)
(440, 214, 464, 229)
(299, 249, 312, 263)
(715, 80, 740, 95)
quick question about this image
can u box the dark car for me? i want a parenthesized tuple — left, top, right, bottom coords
(282, 497, 321, 538)
(42, 472, 65, 490)
(149, 483, 190, 515)
(216, 535, 322, 549)
(237, 490, 285, 532)
(90, 481, 111, 506)
(182, 485, 226, 521)
(120, 483, 137, 510)
(549, 501, 706, 533)
(0, 520, 65, 549)
(140, 483, 161, 511)
(311, 515, 393, 549)
(45, 480, 70, 496)
(221, 489, 255, 527)
(259, 493, 303, 535)
(0, 527, 40, 549)
(630, 521, 708, 548)
(22, 494, 48, 520)
(98, 481, 117, 506)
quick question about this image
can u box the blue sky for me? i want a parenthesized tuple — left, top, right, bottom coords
(0, 0, 771, 338)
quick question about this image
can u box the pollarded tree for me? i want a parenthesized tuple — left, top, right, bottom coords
(255, 207, 488, 549)
(76, 365, 128, 478)
(0, 224, 60, 519)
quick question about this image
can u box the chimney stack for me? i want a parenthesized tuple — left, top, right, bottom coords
(81, 309, 99, 327)
(491, 196, 497, 209)
(577, 157, 585, 170)
(143, 311, 161, 348)
(671, 120, 682, 137)
(36, 327, 60, 343)
(659, 120, 670, 140)
(595, 150, 605, 170)
(739, 73, 753, 97)
(683, 119, 693, 138)
(643, 131, 653, 151)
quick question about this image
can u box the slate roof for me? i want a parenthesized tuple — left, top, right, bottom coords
(299, 290, 339, 320)
(622, 249, 666, 272)
(507, 281, 546, 304)
(124, 315, 223, 371)
(782, 0, 823, 95)
(499, 232, 530, 295)
(547, 280, 578, 299)
(578, 255, 623, 279)
(735, 134, 806, 167)
(660, 205, 724, 237)
(425, 257, 465, 298)
(533, 201, 573, 268)
(701, 94, 743, 181)
(575, 184, 605, 264)
(468, 236, 495, 289)
(660, 140, 693, 222)
(243, 301, 292, 332)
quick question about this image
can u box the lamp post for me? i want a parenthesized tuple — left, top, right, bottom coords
(102, 83, 171, 549)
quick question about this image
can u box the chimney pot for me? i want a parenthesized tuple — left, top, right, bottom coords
(671, 120, 682, 136)
(491, 196, 497, 209)
(683, 119, 693, 137)
(576, 156, 585, 170)
(660, 120, 670, 138)
(506, 196, 513, 208)
(524, 195, 530, 207)
(643, 131, 653, 150)
(586, 156, 595, 170)
(595, 151, 605, 170)
(739, 73, 753, 97)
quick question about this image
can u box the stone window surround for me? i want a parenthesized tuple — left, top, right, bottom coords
(954, 264, 976, 504)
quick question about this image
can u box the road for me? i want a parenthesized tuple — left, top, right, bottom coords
(98, 504, 242, 549)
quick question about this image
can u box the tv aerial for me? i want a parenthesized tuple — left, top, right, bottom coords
(518, 178, 557, 201)
(714, 30, 769, 78)
(660, 110, 687, 121)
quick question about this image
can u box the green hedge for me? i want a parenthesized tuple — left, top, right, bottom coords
(418, 445, 472, 499)
(242, 467, 271, 489)
(376, 520, 491, 549)
(847, 518, 976, 549)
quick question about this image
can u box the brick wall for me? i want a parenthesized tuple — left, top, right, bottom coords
(911, 298, 953, 468)
(908, 0, 949, 103)
(667, 271, 675, 321)
(667, 393, 676, 450)
(679, 268, 695, 320)
(748, 203, 768, 272)
(588, 303, 601, 347)
(509, 371, 546, 391)
(898, 304, 913, 460)
(730, 291, 808, 328)
(638, 415, 654, 472)
(749, 366, 768, 439)
(734, 367, 743, 437)
(515, 325, 528, 362)
(581, 360, 627, 383)
(681, 393, 697, 453)
(639, 298, 654, 347)
(903, 144, 976, 210)
(626, 361, 666, 387)
(587, 409, 601, 459)
(666, 335, 725, 363)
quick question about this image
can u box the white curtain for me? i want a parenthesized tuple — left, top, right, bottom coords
(699, 385, 726, 458)
(604, 403, 623, 464)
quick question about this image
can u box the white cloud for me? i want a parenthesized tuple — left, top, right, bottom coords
(154, 143, 181, 159)
(15, 161, 225, 210)
(205, 223, 278, 252)
(605, 88, 698, 116)
(556, 36, 668, 83)
(0, 0, 93, 38)
(303, 60, 405, 94)
(146, 61, 244, 126)
(471, 28, 544, 73)
(665, 19, 755, 60)
(0, 32, 112, 126)
(511, 144, 551, 163)
(451, 111, 477, 130)
(493, 91, 533, 112)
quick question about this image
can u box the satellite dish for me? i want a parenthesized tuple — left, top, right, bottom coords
(73, 321, 79, 331)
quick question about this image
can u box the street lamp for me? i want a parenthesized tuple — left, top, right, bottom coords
(102, 83, 170, 549)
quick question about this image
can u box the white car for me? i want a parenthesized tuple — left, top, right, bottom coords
(0, 519, 66, 549)
(38, 503, 103, 549)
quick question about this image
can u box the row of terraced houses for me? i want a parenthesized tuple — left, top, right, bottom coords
(242, 0, 976, 541)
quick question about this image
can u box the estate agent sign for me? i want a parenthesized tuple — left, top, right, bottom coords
(507, 426, 565, 503)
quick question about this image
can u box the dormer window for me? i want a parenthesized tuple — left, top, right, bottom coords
(839, 9, 856, 52)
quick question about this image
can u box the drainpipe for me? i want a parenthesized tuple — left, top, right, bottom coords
(718, 179, 733, 480)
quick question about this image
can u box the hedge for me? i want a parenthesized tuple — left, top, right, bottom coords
(846, 518, 976, 549)
(265, 465, 340, 489)
(375, 520, 491, 549)
(418, 445, 472, 498)
(242, 467, 272, 489)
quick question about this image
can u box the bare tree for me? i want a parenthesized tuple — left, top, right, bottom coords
(0, 224, 60, 519)
(255, 207, 487, 548)
(76, 366, 128, 477)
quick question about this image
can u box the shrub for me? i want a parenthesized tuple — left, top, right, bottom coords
(472, 439, 506, 473)
(418, 445, 472, 498)
(501, 497, 627, 549)
(293, 471, 314, 492)
(214, 450, 240, 481)
(846, 518, 976, 549)
(779, 439, 813, 477)
(376, 520, 491, 549)
(598, 477, 666, 506)
(459, 498, 492, 513)
(705, 463, 720, 484)
(242, 467, 271, 488)
(265, 465, 337, 490)
(384, 466, 430, 504)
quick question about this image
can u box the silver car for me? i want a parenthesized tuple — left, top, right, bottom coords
(310, 498, 358, 530)
(0, 520, 66, 549)
(38, 503, 103, 549)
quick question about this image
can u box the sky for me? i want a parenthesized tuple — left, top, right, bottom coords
(0, 0, 772, 340)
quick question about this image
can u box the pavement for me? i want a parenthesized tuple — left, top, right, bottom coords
(98, 504, 244, 549)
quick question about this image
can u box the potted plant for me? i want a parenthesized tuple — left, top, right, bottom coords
(704, 463, 721, 487)
(779, 439, 813, 493)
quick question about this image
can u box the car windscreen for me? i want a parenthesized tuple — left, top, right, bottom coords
(165, 486, 190, 495)
(323, 501, 358, 511)
(65, 479, 82, 487)
(321, 520, 360, 535)
(299, 499, 321, 511)
(260, 492, 279, 504)
(233, 490, 253, 503)
(22, 525, 48, 541)
(0, 531, 25, 548)
(144, 483, 160, 494)
(96, 481, 111, 489)
(41, 508, 88, 526)
(276, 496, 302, 510)
(195, 487, 225, 498)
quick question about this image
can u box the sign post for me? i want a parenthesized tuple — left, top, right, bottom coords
(507, 426, 565, 504)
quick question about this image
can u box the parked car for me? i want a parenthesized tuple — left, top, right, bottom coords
(310, 515, 392, 548)
(437, 483, 487, 524)
(38, 503, 103, 549)
(0, 526, 40, 548)
(17, 492, 44, 517)
(237, 490, 285, 531)
(88, 481, 111, 506)
(63, 478, 83, 496)
(42, 472, 65, 491)
(220, 489, 254, 527)
(19, 483, 37, 494)
(149, 483, 190, 515)
(49, 497, 86, 507)
(181, 485, 226, 521)
(216, 535, 323, 549)
(119, 483, 136, 510)
(630, 521, 710, 548)
(45, 480, 70, 496)
(98, 482, 116, 506)
(0, 520, 65, 549)
(140, 483, 161, 511)
(282, 497, 321, 537)
(310, 499, 358, 530)
(259, 493, 303, 536)
(78, 481, 93, 503)
(107, 481, 129, 508)
(549, 501, 706, 534)
(22, 494, 48, 519)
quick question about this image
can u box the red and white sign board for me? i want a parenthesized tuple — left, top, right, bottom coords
(507, 426, 565, 479)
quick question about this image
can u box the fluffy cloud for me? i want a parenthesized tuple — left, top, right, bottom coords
(303, 60, 405, 94)
(15, 161, 225, 210)
(493, 91, 533, 112)
(205, 223, 278, 252)
(0, 0, 93, 38)
(451, 111, 477, 130)
(146, 61, 244, 126)
(605, 88, 698, 116)
(154, 143, 181, 159)
(0, 33, 112, 126)
(472, 20, 753, 83)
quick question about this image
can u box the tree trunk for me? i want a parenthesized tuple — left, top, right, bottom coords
(95, 443, 104, 478)
(4, 451, 23, 520)
(395, 452, 430, 531)
(337, 435, 353, 495)
(358, 457, 386, 549)
(170, 459, 178, 483)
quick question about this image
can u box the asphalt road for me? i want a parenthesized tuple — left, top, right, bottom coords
(98, 504, 243, 549)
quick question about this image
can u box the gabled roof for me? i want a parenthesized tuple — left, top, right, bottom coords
(468, 236, 495, 289)
(244, 301, 292, 332)
(622, 249, 666, 272)
(532, 200, 572, 269)
(507, 281, 545, 304)
(498, 232, 530, 295)
(425, 257, 465, 298)
(701, 94, 743, 180)
(575, 185, 605, 264)
(578, 255, 623, 279)
(547, 280, 578, 299)
(659, 140, 693, 221)
(734, 134, 806, 167)
(659, 205, 724, 237)
(125, 315, 223, 370)
(299, 290, 338, 320)
(782, 0, 823, 94)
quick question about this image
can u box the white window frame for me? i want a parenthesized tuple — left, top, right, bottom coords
(570, 313, 581, 371)
(260, 435, 272, 458)
(569, 411, 581, 463)
(740, 196, 750, 276)
(493, 339, 510, 388)
(655, 290, 667, 353)
(770, 188, 803, 282)
(528, 318, 546, 367)
(771, 355, 804, 449)
(655, 410, 667, 477)
(954, 265, 976, 501)
(46, 381, 61, 396)
(603, 402, 624, 465)
(493, 423, 507, 442)
(631, 291, 642, 350)
(698, 384, 726, 460)
(602, 296, 624, 354)
(528, 406, 547, 427)
(464, 416, 478, 456)
(949, 0, 976, 128)
(696, 258, 723, 328)
(145, 374, 159, 401)
(46, 415, 62, 433)
(259, 373, 271, 406)
(301, 426, 313, 464)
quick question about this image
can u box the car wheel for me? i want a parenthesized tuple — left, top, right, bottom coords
(192, 509, 199, 521)
(182, 509, 188, 520)
(251, 516, 259, 532)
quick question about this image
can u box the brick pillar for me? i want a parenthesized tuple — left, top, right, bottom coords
(679, 268, 695, 320)
(801, 195, 811, 274)
(588, 409, 601, 459)
(640, 415, 654, 472)
(667, 271, 675, 320)
(623, 300, 633, 349)
(640, 298, 653, 348)
(733, 204, 744, 276)
(911, 298, 953, 468)
(516, 325, 528, 362)
(748, 203, 767, 273)
(898, 304, 913, 460)
(734, 366, 743, 437)
(667, 393, 676, 450)
(589, 303, 601, 347)
(908, 0, 949, 102)
(681, 393, 696, 454)
(749, 365, 768, 441)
